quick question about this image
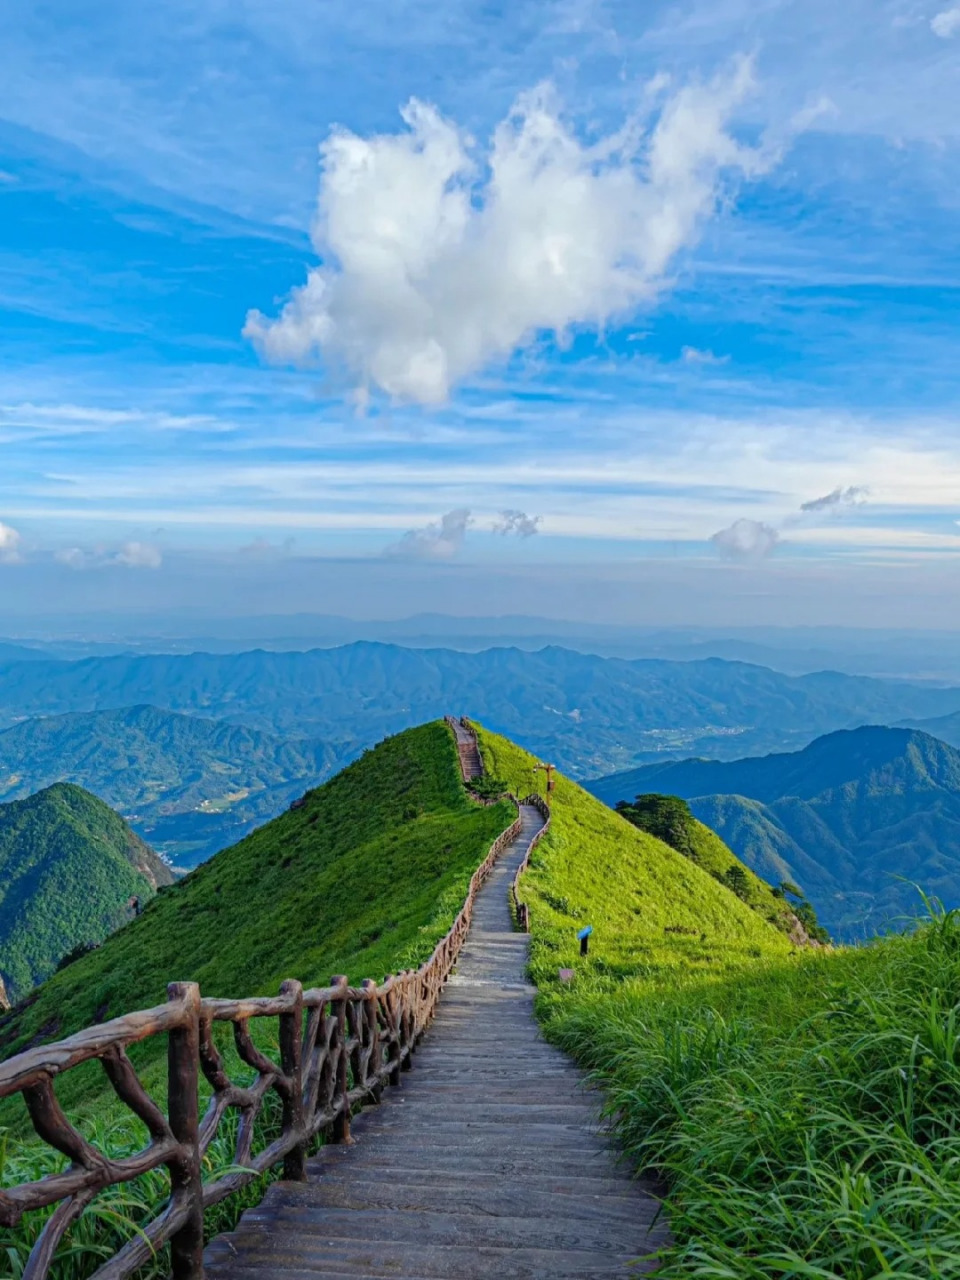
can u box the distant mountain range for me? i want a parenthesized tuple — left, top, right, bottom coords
(0, 783, 173, 1002)
(0, 643, 958, 779)
(0, 705, 339, 867)
(589, 726, 960, 939)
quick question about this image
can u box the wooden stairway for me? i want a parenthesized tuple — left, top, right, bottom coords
(204, 802, 668, 1278)
(449, 716, 483, 781)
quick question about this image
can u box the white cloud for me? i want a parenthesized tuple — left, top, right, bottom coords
(492, 509, 542, 537)
(385, 509, 472, 559)
(681, 345, 729, 365)
(245, 60, 772, 405)
(799, 485, 868, 513)
(932, 7, 960, 37)
(710, 517, 780, 559)
(114, 540, 163, 569)
(55, 541, 162, 570)
(0, 521, 22, 564)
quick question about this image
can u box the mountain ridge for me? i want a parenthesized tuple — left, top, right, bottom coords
(0, 643, 956, 778)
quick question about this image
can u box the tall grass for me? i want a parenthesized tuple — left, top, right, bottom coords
(545, 903, 960, 1278)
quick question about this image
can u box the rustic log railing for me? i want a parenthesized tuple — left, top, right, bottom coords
(511, 793, 552, 931)
(0, 726, 524, 1280)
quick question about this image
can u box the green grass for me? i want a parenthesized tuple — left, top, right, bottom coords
(615, 793, 829, 943)
(549, 909, 960, 1277)
(1, 721, 515, 1277)
(476, 725, 960, 1276)
(475, 724, 793, 991)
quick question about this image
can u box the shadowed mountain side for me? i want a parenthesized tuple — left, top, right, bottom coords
(0, 783, 173, 1002)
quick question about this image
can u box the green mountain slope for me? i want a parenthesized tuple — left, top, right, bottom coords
(0, 704, 339, 867)
(0, 784, 174, 1002)
(589, 725, 960, 938)
(0, 644, 957, 776)
(0, 724, 514, 1098)
(475, 725, 794, 988)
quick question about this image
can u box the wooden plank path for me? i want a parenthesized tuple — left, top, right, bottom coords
(204, 801, 668, 1279)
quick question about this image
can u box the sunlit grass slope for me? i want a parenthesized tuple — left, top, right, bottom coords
(475, 725, 792, 991)
(1, 722, 515, 1276)
(1, 722, 514, 1081)
(478, 724, 960, 1277)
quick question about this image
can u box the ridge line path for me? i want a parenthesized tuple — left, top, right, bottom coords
(205, 804, 667, 1278)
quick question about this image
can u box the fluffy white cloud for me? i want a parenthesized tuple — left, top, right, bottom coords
(55, 541, 162, 570)
(710, 518, 780, 559)
(0, 521, 22, 564)
(932, 7, 960, 37)
(493, 509, 541, 537)
(799, 485, 868, 513)
(386, 509, 472, 559)
(245, 60, 772, 404)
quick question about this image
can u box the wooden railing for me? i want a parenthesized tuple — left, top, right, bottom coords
(511, 793, 551, 931)
(0, 736, 524, 1280)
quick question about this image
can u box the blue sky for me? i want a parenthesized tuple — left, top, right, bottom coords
(1, 0, 959, 628)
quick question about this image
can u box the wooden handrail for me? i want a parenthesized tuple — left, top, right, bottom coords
(511, 793, 552, 932)
(0, 722, 523, 1280)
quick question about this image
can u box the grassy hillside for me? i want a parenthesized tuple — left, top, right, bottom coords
(474, 726, 794, 990)
(489, 723, 960, 1275)
(591, 725, 960, 939)
(614, 793, 828, 942)
(0, 722, 514, 1096)
(547, 909, 960, 1278)
(0, 704, 340, 868)
(0, 784, 173, 1002)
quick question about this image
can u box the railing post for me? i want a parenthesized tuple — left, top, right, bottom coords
(330, 976, 351, 1144)
(167, 981, 204, 1280)
(362, 979, 382, 1102)
(279, 979, 306, 1181)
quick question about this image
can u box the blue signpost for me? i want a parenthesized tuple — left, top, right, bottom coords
(577, 925, 593, 956)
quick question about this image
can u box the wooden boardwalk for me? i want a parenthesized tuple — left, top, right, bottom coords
(204, 800, 667, 1278)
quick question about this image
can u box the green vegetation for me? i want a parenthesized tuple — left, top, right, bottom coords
(0, 704, 341, 868)
(591, 725, 960, 939)
(474, 726, 793, 989)
(615, 793, 829, 943)
(1, 722, 512, 1072)
(1, 722, 514, 1277)
(479, 724, 960, 1276)
(0, 784, 173, 1002)
(551, 909, 960, 1277)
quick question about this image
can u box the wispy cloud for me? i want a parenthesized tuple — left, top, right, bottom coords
(799, 485, 868, 513)
(681, 345, 729, 365)
(55, 540, 162, 570)
(385, 509, 472, 560)
(710, 517, 780, 560)
(492, 509, 542, 537)
(932, 7, 960, 38)
(246, 60, 774, 404)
